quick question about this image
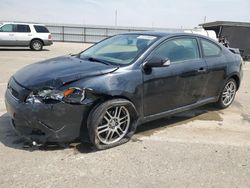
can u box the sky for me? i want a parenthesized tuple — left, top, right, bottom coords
(0, 0, 249, 29)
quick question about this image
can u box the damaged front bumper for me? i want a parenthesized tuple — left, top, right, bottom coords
(5, 87, 92, 145)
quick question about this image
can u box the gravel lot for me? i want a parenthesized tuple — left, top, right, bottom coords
(0, 43, 250, 188)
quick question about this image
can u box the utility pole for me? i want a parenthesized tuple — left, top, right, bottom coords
(204, 16, 207, 23)
(115, 9, 118, 26)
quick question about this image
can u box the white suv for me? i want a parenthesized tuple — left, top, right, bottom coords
(0, 22, 53, 51)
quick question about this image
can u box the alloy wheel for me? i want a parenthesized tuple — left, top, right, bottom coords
(33, 41, 42, 50)
(222, 80, 236, 106)
(97, 106, 130, 145)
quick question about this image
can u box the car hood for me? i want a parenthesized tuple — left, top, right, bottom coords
(13, 56, 118, 90)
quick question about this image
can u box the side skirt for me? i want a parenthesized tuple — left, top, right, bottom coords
(140, 96, 219, 124)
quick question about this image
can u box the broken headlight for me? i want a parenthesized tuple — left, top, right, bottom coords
(26, 88, 86, 104)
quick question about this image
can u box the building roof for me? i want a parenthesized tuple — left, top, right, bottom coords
(200, 21, 250, 28)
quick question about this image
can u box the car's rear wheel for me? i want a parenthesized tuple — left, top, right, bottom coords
(216, 78, 237, 109)
(30, 40, 43, 51)
(87, 99, 138, 150)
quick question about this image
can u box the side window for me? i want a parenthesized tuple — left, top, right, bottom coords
(201, 39, 221, 57)
(151, 38, 200, 63)
(16, 24, 31, 33)
(0, 24, 14, 32)
(34, 25, 49, 33)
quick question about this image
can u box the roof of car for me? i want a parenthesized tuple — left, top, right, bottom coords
(121, 31, 212, 39)
(2, 22, 45, 26)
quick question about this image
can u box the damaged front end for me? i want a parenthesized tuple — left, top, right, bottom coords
(5, 77, 100, 146)
(5, 55, 119, 146)
(26, 87, 89, 105)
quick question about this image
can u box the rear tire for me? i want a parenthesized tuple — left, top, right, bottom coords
(30, 40, 43, 51)
(215, 78, 237, 109)
(87, 99, 138, 150)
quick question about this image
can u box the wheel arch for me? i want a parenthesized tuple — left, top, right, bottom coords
(30, 38, 44, 45)
(87, 94, 139, 122)
(227, 73, 241, 91)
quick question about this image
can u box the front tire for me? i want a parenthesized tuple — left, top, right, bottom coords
(30, 40, 43, 51)
(215, 78, 237, 109)
(87, 99, 138, 150)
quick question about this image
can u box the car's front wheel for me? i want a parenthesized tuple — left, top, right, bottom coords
(216, 78, 237, 109)
(87, 99, 138, 150)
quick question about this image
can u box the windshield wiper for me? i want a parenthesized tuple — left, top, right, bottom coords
(83, 56, 110, 65)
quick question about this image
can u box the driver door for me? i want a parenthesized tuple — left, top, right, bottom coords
(143, 37, 208, 117)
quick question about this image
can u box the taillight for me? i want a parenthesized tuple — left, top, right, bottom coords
(48, 34, 52, 40)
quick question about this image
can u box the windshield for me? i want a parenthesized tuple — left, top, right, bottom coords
(80, 34, 158, 65)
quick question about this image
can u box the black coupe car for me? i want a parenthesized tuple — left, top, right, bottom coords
(5, 32, 243, 149)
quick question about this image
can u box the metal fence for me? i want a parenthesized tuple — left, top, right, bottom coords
(46, 24, 184, 43)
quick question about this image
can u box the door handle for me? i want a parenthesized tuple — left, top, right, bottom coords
(28, 34, 32, 36)
(9, 34, 14, 36)
(197, 67, 207, 73)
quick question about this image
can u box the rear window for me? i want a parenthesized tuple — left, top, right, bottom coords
(201, 39, 221, 57)
(16, 24, 31, 32)
(34, 25, 49, 33)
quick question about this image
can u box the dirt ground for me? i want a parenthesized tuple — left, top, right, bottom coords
(0, 43, 250, 188)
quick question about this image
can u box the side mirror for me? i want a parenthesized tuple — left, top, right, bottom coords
(143, 56, 170, 68)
